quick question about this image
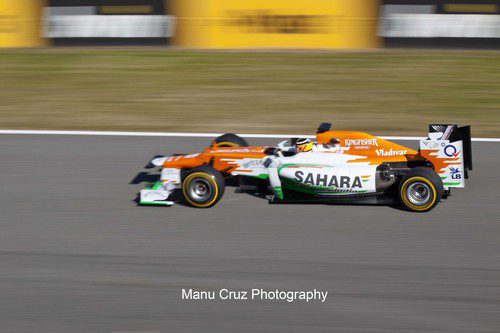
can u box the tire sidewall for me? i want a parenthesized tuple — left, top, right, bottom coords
(182, 166, 225, 208)
(398, 167, 443, 212)
(213, 133, 249, 147)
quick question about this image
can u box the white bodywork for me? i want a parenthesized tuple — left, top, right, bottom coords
(139, 168, 182, 205)
(264, 151, 377, 198)
(420, 139, 465, 189)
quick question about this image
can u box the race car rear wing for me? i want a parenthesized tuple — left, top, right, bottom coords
(428, 124, 473, 173)
(420, 124, 472, 188)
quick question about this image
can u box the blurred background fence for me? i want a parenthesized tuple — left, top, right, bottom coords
(1, 0, 499, 49)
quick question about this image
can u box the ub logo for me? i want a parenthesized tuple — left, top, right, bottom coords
(450, 167, 461, 180)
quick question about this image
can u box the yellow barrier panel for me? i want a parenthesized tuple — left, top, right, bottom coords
(171, 0, 380, 49)
(0, 0, 47, 48)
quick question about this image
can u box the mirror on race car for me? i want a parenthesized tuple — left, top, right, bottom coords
(276, 139, 300, 155)
(276, 139, 292, 149)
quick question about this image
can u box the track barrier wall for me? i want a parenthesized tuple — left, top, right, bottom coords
(1, 0, 380, 49)
(1, 0, 500, 48)
(0, 0, 47, 48)
(171, 0, 381, 49)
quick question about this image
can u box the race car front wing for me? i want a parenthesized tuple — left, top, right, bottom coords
(140, 181, 175, 206)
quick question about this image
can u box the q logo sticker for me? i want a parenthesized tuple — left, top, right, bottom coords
(444, 145, 460, 157)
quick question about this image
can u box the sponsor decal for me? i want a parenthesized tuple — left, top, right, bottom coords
(226, 11, 331, 34)
(449, 166, 462, 179)
(344, 138, 378, 147)
(421, 140, 440, 149)
(324, 146, 350, 154)
(218, 148, 264, 153)
(166, 153, 199, 162)
(142, 190, 170, 200)
(294, 171, 363, 189)
(375, 149, 407, 157)
(162, 168, 179, 175)
(444, 145, 460, 157)
(242, 159, 263, 168)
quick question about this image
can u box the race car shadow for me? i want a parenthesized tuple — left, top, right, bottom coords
(265, 192, 405, 210)
(173, 179, 270, 207)
(386, 204, 411, 212)
(130, 172, 159, 185)
(269, 199, 404, 210)
(236, 186, 269, 200)
(230, 181, 403, 208)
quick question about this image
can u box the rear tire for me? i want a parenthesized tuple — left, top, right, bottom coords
(182, 166, 225, 208)
(398, 167, 443, 212)
(213, 133, 249, 148)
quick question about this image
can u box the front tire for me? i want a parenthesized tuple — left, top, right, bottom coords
(182, 166, 225, 208)
(212, 133, 249, 148)
(398, 167, 443, 212)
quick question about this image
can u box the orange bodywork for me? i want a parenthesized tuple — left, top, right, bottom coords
(419, 149, 461, 174)
(317, 131, 422, 165)
(161, 131, 426, 174)
(161, 146, 268, 174)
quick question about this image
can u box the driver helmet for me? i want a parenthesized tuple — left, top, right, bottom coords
(295, 138, 313, 152)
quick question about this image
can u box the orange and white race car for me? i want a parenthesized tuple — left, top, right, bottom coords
(139, 123, 472, 212)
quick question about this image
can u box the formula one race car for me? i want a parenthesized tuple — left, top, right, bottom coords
(139, 123, 472, 212)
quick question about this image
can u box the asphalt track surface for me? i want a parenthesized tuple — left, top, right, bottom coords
(0, 135, 499, 333)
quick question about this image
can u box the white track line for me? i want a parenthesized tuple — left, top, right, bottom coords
(0, 130, 498, 142)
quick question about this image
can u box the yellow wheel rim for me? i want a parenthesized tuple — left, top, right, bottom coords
(400, 176, 437, 211)
(214, 142, 239, 148)
(182, 172, 219, 208)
